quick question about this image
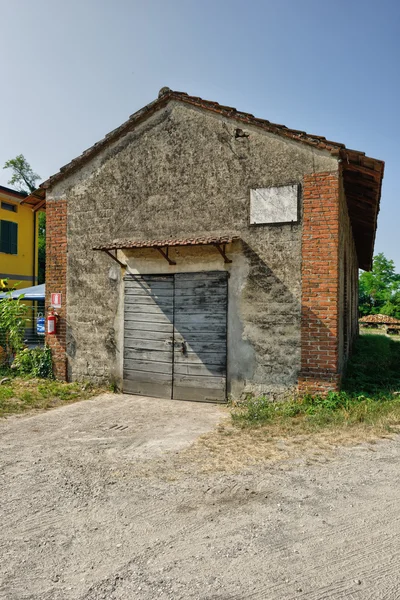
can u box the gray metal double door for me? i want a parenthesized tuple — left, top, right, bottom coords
(123, 271, 227, 402)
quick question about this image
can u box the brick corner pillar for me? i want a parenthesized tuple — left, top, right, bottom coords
(45, 199, 68, 380)
(298, 171, 341, 395)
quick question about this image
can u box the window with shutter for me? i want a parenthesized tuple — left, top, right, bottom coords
(10, 222, 17, 254)
(0, 220, 18, 254)
(1, 201, 17, 213)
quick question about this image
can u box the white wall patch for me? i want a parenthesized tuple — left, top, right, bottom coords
(250, 184, 299, 225)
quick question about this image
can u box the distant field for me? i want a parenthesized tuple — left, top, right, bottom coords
(360, 326, 400, 339)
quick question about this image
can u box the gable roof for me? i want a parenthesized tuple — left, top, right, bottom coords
(29, 87, 384, 270)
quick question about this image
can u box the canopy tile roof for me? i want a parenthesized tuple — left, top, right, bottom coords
(93, 235, 238, 251)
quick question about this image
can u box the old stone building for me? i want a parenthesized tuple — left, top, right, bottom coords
(28, 88, 384, 401)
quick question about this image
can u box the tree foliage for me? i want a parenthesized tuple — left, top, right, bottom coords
(3, 154, 40, 193)
(3, 155, 45, 284)
(359, 253, 400, 318)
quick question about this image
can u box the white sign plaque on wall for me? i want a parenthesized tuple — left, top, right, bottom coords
(250, 184, 299, 225)
(51, 293, 62, 308)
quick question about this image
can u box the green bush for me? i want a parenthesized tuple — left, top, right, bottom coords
(13, 345, 53, 379)
(0, 292, 28, 363)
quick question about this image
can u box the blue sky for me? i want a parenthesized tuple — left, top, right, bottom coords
(1, 0, 399, 268)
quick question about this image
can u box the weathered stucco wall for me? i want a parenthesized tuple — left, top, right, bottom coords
(47, 101, 338, 396)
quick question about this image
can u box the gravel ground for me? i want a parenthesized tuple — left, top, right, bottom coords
(1, 393, 400, 600)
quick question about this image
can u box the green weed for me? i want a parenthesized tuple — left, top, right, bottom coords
(13, 345, 53, 379)
(232, 334, 400, 433)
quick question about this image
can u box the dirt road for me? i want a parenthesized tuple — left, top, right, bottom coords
(1, 393, 400, 599)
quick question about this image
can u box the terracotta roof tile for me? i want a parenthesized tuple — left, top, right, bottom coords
(30, 87, 384, 270)
(359, 314, 400, 324)
(93, 235, 239, 251)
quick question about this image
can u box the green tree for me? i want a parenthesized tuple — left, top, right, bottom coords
(3, 154, 40, 193)
(359, 253, 400, 318)
(3, 155, 45, 284)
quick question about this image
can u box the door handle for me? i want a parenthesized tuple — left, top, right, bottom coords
(168, 339, 188, 353)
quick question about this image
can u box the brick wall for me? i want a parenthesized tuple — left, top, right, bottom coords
(45, 199, 68, 380)
(298, 172, 341, 394)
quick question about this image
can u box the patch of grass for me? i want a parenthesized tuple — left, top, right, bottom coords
(231, 334, 400, 435)
(0, 378, 102, 418)
(344, 333, 400, 395)
(231, 392, 400, 434)
(0, 365, 15, 379)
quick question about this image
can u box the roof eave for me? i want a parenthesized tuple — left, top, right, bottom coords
(340, 150, 385, 271)
(20, 187, 46, 210)
(0, 185, 28, 201)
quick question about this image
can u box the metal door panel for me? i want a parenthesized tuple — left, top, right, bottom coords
(123, 379, 172, 398)
(172, 386, 226, 403)
(125, 311, 173, 324)
(123, 275, 174, 398)
(125, 296, 174, 308)
(175, 322, 226, 334)
(123, 348, 173, 362)
(124, 338, 174, 352)
(124, 271, 228, 402)
(124, 330, 173, 342)
(173, 339, 226, 354)
(125, 304, 174, 315)
(124, 321, 174, 333)
(174, 297, 226, 309)
(172, 271, 227, 402)
(125, 282, 173, 292)
(124, 369, 173, 383)
(124, 360, 172, 374)
(174, 351, 226, 366)
(174, 363, 225, 376)
(173, 374, 226, 389)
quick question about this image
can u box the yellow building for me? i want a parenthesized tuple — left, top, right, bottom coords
(0, 185, 41, 291)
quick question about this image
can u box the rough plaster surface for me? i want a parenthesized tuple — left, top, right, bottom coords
(1, 396, 400, 599)
(48, 100, 338, 395)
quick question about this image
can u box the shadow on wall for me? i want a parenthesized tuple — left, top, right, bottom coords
(239, 240, 302, 390)
(64, 242, 342, 393)
(120, 242, 306, 396)
(239, 240, 342, 392)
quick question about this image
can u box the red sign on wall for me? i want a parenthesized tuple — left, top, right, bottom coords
(51, 293, 62, 308)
